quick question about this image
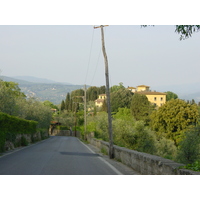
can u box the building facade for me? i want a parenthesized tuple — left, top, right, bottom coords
(95, 94, 106, 108)
(131, 85, 166, 107)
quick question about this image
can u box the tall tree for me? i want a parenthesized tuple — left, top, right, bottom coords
(130, 93, 154, 125)
(86, 86, 98, 101)
(99, 85, 106, 94)
(65, 93, 70, 111)
(165, 91, 178, 101)
(101, 99, 107, 112)
(61, 100, 65, 111)
(0, 80, 26, 115)
(110, 88, 133, 113)
(110, 82, 125, 93)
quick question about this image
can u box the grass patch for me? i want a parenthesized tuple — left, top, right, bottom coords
(101, 147, 108, 155)
(180, 161, 200, 172)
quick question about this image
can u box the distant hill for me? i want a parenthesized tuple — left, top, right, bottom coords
(13, 76, 72, 85)
(0, 75, 32, 84)
(0, 75, 85, 105)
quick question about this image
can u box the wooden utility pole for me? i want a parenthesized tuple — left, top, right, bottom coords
(74, 102, 77, 137)
(84, 84, 87, 140)
(94, 25, 114, 159)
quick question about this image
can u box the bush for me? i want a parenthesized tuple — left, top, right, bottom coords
(21, 136, 29, 146)
(133, 121, 157, 154)
(176, 126, 200, 164)
(0, 112, 37, 152)
(112, 118, 135, 148)
(156, 137, 177, 160)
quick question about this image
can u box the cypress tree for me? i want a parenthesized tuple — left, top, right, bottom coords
(61, 100, 65, 111)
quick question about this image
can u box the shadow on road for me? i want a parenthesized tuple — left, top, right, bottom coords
(60, 152, 100, 157)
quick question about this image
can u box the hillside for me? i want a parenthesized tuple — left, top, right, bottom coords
(13, 76, 72, 85)
(0, 76, 85, 105)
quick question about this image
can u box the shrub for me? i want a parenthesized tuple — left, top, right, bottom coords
(176, 126, 200, 164)
(156, 137, 177, 160)
(133, 121, 157, 154)
(112, 118, 135, 148)
(21, 136, 29, 146)
(0, 112, 37, 152)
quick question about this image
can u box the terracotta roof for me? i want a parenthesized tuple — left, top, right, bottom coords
(99, 94, 106, 96)
(128, 87, 136, 89)
(135, 91, 166, 95)
(137, 85, 150, 87)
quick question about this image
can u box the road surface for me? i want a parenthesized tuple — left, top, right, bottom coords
(0, 136, 123, 175)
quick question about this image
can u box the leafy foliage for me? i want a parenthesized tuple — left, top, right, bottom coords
(142, 25, 200, 40)
(0, 80, 52, 129)
(176, 126, 200, 164)
(182, 161, 200, 171)
(112, 108, 135, 148)
(43, 100, 58, 110)
(110, 88, 133, 113)
(86, 112, 108, 141)
(0, 80, 26, 115)
(132, 121, 157, 154)
(110, 82, 125, 93)
(86, 86, 106, 102)
(175, 25, 200, 40)
(155, 137, 177, 160)
(165, 91, 178, 101)
(0, 112, 37, 152)
(130, 93, 155, 124)
(150, 99, 199, 145)
(16, 98, 52, 129)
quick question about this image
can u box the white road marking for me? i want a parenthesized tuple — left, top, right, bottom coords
(79, 140, 123, 175)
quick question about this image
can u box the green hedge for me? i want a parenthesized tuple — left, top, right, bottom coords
(0, 112, 38, 152)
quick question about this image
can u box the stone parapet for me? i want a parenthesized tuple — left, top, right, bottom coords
(86, 134, 200, 175)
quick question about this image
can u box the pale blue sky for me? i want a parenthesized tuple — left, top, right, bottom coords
(0, 25, 199, 89)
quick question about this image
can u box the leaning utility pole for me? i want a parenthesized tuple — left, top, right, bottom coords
(94, 25, 114, 159)
(84, 84, 87, 140)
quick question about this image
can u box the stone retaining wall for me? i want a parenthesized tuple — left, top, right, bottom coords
(4, 131, 49, 151)
(86, 134, 200, 175)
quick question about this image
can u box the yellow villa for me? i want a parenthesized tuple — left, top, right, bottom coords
(132, 85, 166, 107)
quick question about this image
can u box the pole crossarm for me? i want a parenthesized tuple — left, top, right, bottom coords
(94, 25, 109, 29)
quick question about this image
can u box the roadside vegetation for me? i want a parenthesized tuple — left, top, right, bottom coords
(0, 79, 53, 152)
(58, 83, 200, 171)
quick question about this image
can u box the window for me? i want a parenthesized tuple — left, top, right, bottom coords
(160, 97, 163, 101)
(154, 97, 157, 101)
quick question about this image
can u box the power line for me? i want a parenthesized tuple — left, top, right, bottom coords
(84, 28, 94, 84)
(90, 47, 101, 86)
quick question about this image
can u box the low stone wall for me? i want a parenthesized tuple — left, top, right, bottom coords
(4, 131, 49, 151)
(86, 134, 200, 175)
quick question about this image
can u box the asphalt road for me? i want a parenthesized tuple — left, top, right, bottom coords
(0, 136, 123, 175)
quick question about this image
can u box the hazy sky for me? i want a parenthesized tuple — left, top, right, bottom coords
(0, 25, 199, 88)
